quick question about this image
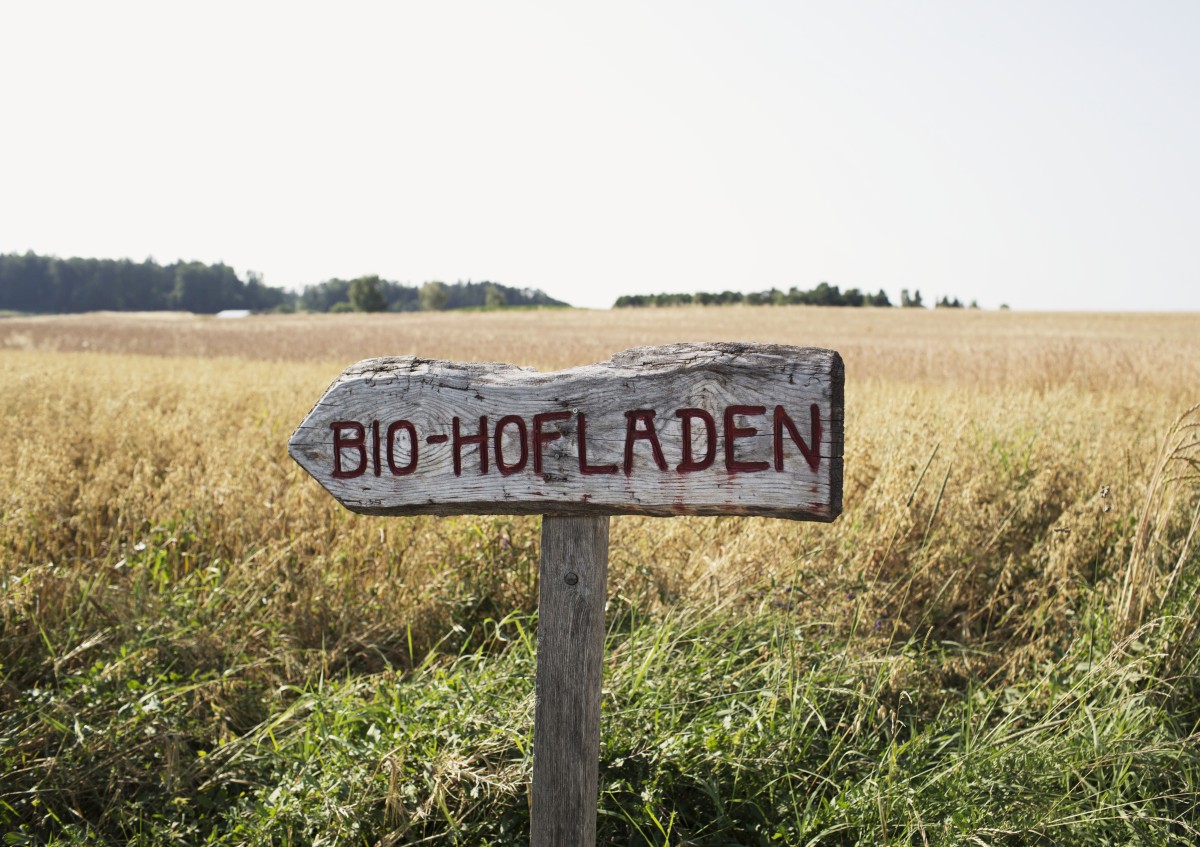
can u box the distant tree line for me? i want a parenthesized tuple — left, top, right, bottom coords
(0, 252, 289, 314)
(0, 251, 567, 314)
(615, 283, 977, 310)
(615, 282, 893, 309)
(297, 277, 567, 313)
(2, 251, 977, 315)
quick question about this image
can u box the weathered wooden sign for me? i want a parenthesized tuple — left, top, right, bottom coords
(289, 342, 843, 521)
(291, 341, 844, 846)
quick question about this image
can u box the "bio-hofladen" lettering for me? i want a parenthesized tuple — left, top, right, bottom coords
(329, 404, 823, 480)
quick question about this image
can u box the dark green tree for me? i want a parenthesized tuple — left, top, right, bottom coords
(170, 263, 219, 312)
(420, 281, 449, 311)
(301, 279, 349, 311)
(349, 276, 387, 312)
(484, 283, 507, 308)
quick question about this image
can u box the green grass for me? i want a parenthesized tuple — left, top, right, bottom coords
(3, 537, 1198, 845)
(3, 349, 1200, 845)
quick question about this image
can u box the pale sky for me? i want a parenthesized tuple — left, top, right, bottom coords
(2, 1, 1198, 310)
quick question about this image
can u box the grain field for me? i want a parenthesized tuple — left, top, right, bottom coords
(2, 307, 1198, 845)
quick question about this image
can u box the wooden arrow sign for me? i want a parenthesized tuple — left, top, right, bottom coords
(290, 340, 844, 846)
(289, 342, 843, 522)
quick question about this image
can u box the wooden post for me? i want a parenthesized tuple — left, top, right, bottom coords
(531, 515, 610, 847)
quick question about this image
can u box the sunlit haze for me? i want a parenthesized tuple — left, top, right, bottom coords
(3, 1, 1197, 310)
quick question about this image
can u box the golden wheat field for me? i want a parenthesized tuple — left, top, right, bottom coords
(3, 307, 1200, 842)
(3, 307, 1198, 663)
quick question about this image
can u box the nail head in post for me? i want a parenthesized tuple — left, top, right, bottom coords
(564, 572, 579, 586)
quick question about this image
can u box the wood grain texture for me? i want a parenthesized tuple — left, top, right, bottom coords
(289, 342, 844, 521)
(530, 516, 609, 847)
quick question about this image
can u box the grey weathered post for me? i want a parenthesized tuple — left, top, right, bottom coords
(531, 515, 609, 846)
(288, 342, 844, 843)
